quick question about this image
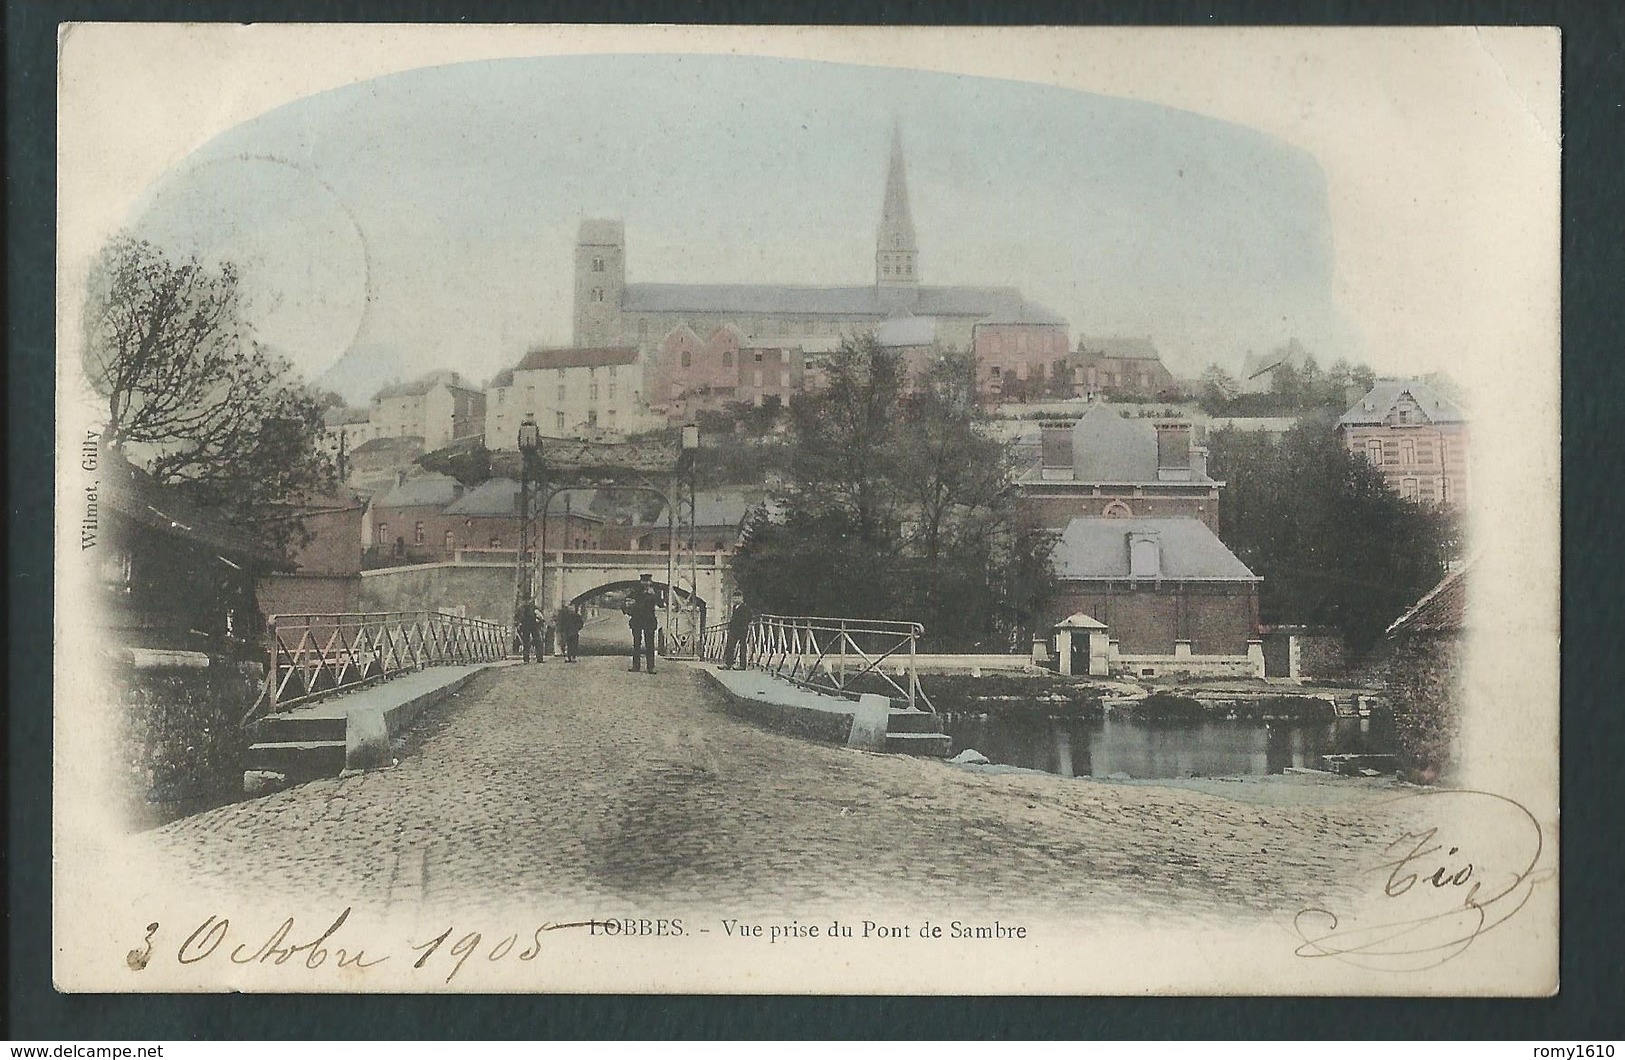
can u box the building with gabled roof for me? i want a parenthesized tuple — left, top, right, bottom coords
(1339, 379, 1469, 508)
(368, 370, 486, 450)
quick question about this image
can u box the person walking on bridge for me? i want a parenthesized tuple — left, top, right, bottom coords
(556, 603, 584, 663)
(622, 573, 660, 674)
(514, 597, 544, 664)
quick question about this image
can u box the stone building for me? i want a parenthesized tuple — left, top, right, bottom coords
(1339, 380, 1469, 508)
(369, 370, 487, 450)
(484, 346, 665, 446)
(570, 126, 1065, 389)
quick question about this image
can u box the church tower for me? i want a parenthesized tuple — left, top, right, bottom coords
(573, 219, 626, 347)
(875, 124, 919, 291)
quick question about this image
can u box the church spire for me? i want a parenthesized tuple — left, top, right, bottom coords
(876, 123, 919, 288)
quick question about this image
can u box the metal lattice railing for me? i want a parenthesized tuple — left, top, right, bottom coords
(703, 613, 937, 713)
(245, 611, 512, 725)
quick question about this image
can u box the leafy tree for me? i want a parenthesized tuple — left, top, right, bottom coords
(732, 336, 1056, 651)
(81, 235, 337, 553)
(1197, 364, 1240, 413)
(1207, 414, 1460, 657)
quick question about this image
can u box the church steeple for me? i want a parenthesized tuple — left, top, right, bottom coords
(876, 123, 919, 288)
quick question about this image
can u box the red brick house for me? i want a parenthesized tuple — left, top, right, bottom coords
(651, 324, 807, 420)
(971, 315, 1070, 402)
(1019, 404, 1261, 676)
(1339, 380, 1469, 508)
(1065, 336, 1179, 400)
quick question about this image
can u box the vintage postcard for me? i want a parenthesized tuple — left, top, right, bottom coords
(53, 24, 1559, 994)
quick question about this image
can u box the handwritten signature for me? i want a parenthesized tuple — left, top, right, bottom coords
(1293, 788, 1554, 972)
(127, 909, 595, 983)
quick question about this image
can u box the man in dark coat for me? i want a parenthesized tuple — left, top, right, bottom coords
(622, 574, 660, 673)
(722, 592, 754, 670)
(556, 604, 584, 663)
(514, 597, 543, 663)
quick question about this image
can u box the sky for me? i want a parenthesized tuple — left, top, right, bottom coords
(122, 53, 1352, 404)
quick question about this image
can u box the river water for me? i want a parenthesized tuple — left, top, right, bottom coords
(941, 713, 1393, 779)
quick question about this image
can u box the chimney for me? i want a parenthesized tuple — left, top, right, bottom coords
(1040, 421, 1074, 480)
(1190, 444, 1209, 480)
(1155, 421, 1192, 481)
(396, 469, 408, 487)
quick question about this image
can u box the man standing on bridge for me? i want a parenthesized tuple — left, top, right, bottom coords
(722, 591, 754, 670)
(622, 573, 660, 674)
(514, 597, 546, 663)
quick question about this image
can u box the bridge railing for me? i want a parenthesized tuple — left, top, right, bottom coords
(244, 610, 512, 726)
(703, 613, 937, 714)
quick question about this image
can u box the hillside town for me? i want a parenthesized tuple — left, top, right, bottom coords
(91, 122, 1468, 883)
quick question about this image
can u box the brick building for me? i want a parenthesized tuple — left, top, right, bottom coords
(650, 326, 807, 420)
(443, 480, 607, 554)
(1338, 380, 1469, 508)
(1019, 403, 1261, 675)
(257, 491, 368, 618)
(1018, 405, 1223, 532)
(1066, 336, 1179, 400)
(971, 316, 1071, 402)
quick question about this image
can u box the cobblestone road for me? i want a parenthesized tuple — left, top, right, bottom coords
(146, 659, 1404, 920)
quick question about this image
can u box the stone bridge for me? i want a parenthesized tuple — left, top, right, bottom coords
(360, 547, 735, 634)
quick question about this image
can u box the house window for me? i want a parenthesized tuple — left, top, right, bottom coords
(608, 383, 617, 400)
(754, 351, 764, 363)
(589, 384, 599, 401)
(607, 365, 616, 378)
(608, 410, 618, 427)
(444, 530, 455, 552)
(588, 410, 598, 428)
(414, 521, 425, 545)
(490, 536, 502, 548)
(555, 412, 565, 431)
(591, 288, 604, 303)
(1366, 439, 1383, 465)
(557, 368, 565, 379)
(377, 523, 389, 546)
(722, 350, 734, 368)
(1102, 501, 1133, 519)
(591, 257, 605, 272)
(990, 365, 1002, 379)
(556, 385, 565, 403)
(1401, 438, 1416, 466)
(681, 350, 692, 368)
(1401, 478, 1419, 500)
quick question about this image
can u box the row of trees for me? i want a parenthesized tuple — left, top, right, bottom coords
(731, 338, 1056, 652)
(1197, 348, 1377, 417)
(83, 236, 337, 555)
(1207, 414, 1461, 657)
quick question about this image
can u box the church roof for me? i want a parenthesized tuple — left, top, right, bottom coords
(622, 282, 1039, 322)
(1340, 380, 1468, 427)
(1054, 518, 1259, 582)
